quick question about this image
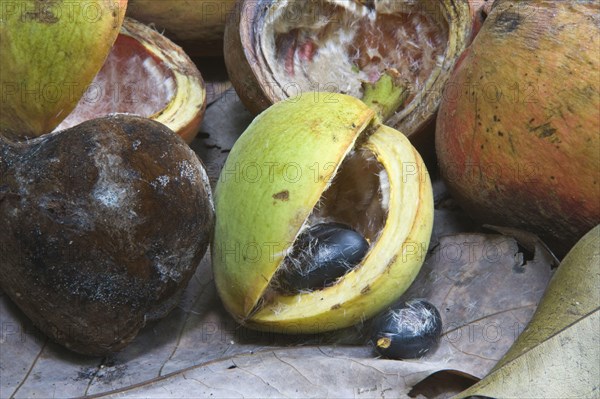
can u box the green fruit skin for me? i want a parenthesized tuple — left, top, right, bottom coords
(212, 92, 434, 333)
(0, 0, 126, 137)
(212, 93, 375, 320)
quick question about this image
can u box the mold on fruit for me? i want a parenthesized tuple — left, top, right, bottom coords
(0, 115, 214, 355)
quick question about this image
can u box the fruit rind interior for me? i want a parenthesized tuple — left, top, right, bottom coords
(259, 0, 449, 107)
(54, 33, 175, 131)
(54, 18, 206, 142)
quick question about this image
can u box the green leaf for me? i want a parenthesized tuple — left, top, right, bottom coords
(455, 225, 600, 398)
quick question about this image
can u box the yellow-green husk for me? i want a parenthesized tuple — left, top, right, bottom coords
(212, 93, 434, 333)
(0, 0, 125, 137)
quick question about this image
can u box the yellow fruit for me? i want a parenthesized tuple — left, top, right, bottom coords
(212, 93, 434, 333)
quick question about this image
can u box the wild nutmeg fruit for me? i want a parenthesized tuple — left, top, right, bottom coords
(212, 92, 434, 334)
(224, 0, 484, 143)
(436, 0, 600, 256)
(0, 115, 214, 355)
(0, 0, 213, 355)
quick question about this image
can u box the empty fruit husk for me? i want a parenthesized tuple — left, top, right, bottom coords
(225, 0, 481, 143)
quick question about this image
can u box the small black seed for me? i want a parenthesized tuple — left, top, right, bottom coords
(371, 300, 442, 360)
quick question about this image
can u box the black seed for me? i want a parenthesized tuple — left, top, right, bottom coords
(371, 300, 442, 360)
(280, 222, 369, 291)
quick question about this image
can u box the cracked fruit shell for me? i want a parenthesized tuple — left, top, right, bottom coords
(436, 0, 600, 256)
(212, 93, 434, 333)
(224, 0, 482, 144)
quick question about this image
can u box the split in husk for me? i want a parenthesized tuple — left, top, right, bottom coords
(212, 92, 434, 333)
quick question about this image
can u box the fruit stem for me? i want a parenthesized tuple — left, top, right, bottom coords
(361, 69, 410, 122)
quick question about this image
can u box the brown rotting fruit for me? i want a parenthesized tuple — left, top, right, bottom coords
(0, 115, 214, 355)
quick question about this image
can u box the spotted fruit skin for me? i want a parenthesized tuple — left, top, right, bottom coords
(212, 93, 434, 333)
(436, 0, 600, 256)
(0, 0, 127, 137)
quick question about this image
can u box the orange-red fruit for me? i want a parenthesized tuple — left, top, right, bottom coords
(436, 1, 600, 256)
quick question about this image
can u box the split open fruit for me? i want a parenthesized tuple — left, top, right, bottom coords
(212, 93, 434, 333)
(224, 0, 479, 141)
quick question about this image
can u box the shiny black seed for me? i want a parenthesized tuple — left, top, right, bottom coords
(280, 222, 369, 291)
(371, 299, 442, 359)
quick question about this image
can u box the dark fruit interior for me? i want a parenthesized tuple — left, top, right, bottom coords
(311, 147, 388, 241)
(54, 35, 176, 131)
(271, 147, 389, 293)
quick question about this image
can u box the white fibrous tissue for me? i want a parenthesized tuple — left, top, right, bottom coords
(267, 148, 388, 295)
(262, 0, 448, 101)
